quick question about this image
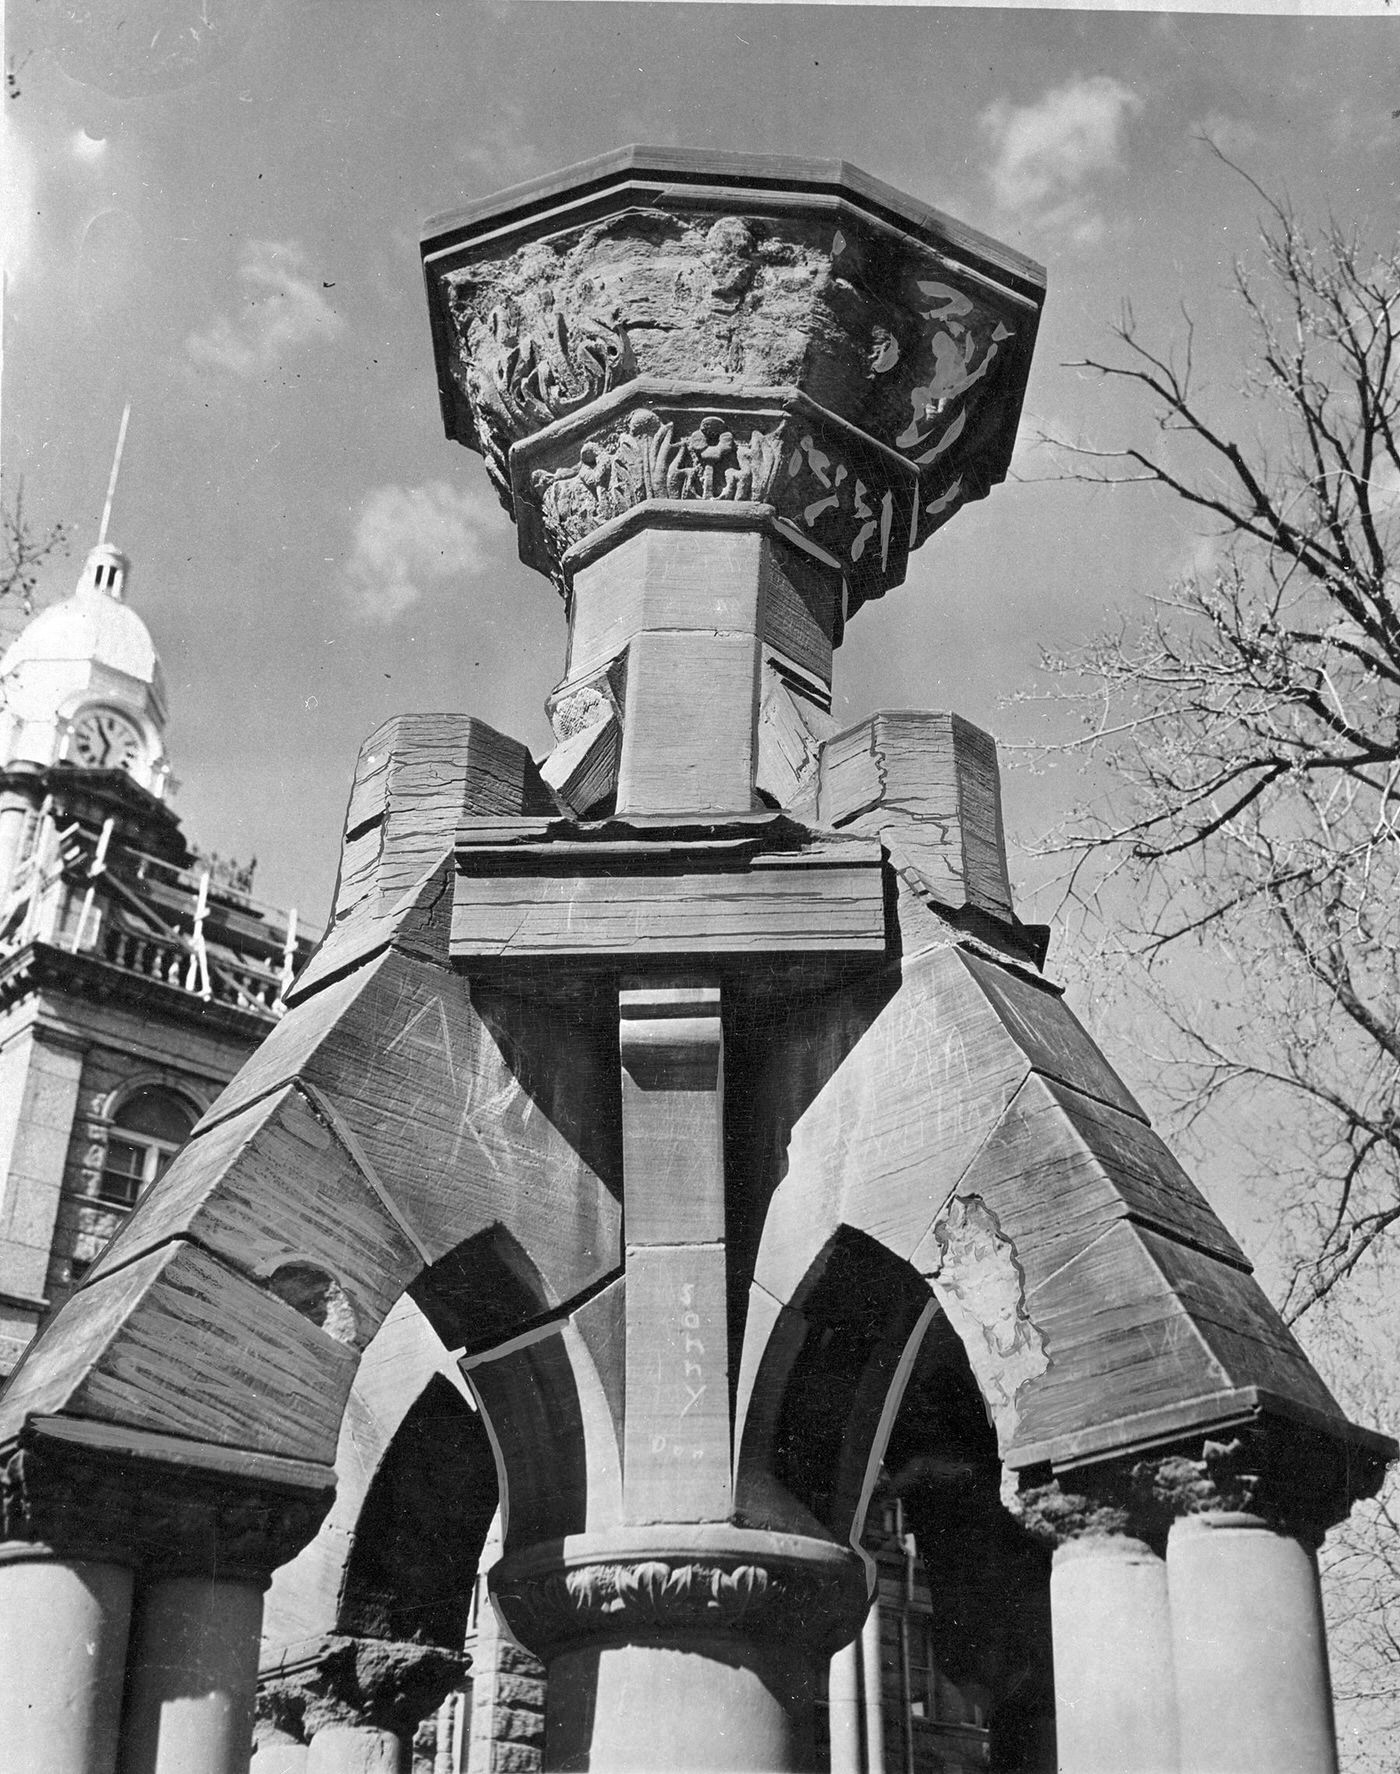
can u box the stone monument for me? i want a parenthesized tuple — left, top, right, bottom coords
(0, 148, 1389, 1774)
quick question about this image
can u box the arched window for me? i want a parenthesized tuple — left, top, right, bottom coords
(97, 1086, 197, 1208)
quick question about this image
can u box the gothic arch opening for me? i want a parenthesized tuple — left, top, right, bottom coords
(884, 1313, 1055, 1774)
(338, 1372, 498, 1648)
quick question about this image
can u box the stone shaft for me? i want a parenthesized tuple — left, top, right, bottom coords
(118, 1576, 265, 1774)
(0, 1554, 133, 1774)
(1168, 1514, 1338, 1774)
(545, 1637, 815, 1774)
(1050, 1535, 1179, 1774)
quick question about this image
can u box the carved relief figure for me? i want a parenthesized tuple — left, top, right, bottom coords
(532, 409, 785, 558)
(451, 300, 633, 501)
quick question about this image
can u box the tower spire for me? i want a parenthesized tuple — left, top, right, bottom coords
(97, 403, 131, 548)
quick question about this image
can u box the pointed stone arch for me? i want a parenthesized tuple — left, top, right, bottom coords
(255, 1299, 499, 1765)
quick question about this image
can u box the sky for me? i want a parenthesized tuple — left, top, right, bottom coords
(3, 0, 1397, 949)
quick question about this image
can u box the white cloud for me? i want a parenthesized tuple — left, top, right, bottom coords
(981, 77, 1143, 244)
(186, 239, 344, 378)
(342, 481, 495, 623)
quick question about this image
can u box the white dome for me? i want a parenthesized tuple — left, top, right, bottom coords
(0, 544, 170, 788)
(0, 547, 158, 686)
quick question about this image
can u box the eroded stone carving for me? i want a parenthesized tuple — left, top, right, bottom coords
(259, 1635, 467, 1741)
(493, 1553, 865, 1654)
(0, 1441, 330, 1579)
(532, 408, 785, 559)
(784, 429, 895, 568)
(452, 303, 633, 503)
(431, 193, 1037, 598)
(1008, 1426, 1366, 1553)
(516, 398, 910, 597)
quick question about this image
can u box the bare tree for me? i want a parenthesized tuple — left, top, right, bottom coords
(1027, 162, 1400, 1329)
(1, 483, 69, 615)
(1021, 165, 1400, 1768)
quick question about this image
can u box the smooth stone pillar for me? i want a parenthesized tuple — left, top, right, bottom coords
(859, 1597, 885, 1774)
(1051, 1535, 1179, 1774)
(827, 1634, 861, 1774)
(545, 1636, 816, 1773)
(1168, 1512, 1338, 1774)
(0, 1553, 134, 1774)
(305, 1723, 406, 1774)
(119, 1576, 265, 1774)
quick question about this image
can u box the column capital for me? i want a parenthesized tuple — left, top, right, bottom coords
(1009, 1463, 1167, 1555)
(1010, 1416, 1375, 1553)
(0, 1434, 331, 1582)
(491, 1534, 869, 1661)
(421, 146, 1044, 615)
(259, 1635, 467, 1743)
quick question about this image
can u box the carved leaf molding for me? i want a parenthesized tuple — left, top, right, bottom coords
(494, 1553, 859, 1650)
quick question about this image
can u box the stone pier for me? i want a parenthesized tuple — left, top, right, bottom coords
(0, 148, 1389, 1774)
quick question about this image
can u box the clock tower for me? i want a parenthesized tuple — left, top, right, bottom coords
(0, 539, 170, 802)
(0, 538, 310, 1372)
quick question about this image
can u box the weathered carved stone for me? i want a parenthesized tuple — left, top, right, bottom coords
(422, 148, 1045, 608)
(517, 395, 899, 598)
(0, 1437, 330, 1581)
(532, 408, 785, 553)
(492, 1547, 868, 1660)
(259, 1634, 466, 1741)
(1009, 1417, 1388, 1554)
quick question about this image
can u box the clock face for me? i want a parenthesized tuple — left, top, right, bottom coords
(71, 709, 142, 772)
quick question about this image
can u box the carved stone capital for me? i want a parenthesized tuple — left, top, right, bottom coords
(512, 388, 913, 603)
(422, 149, 1044, 615)
(1009, 1418, 1382, 1553)
(259, 1635, 468, 1743)
(0, 1437, 331, 1582)
(1008, 1466, 1155, 1552)
(492, 1544, 868, 1660)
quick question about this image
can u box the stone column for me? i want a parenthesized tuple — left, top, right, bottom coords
(827, 1634, 862, 1774)
(1010, 1473, 1179, 1774)
(1051, 1536, 1178, 1774)
(859, 1595, 886, 1774)
(547, 1635, 813, 1773)
(0, 1550, 134, 1774)
(497, 1538, 866, 1774)
(1168, 1512, 1337, 1774)
(0, 1432, 331, 1774)
(118, 1577, 265, 1774)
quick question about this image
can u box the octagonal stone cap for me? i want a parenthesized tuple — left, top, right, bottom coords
(422, 147, 1046, 611)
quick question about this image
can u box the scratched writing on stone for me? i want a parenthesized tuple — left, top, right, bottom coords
(649, 1280, 708, 1461)
(378, 985, 539, 1179)
(814, 983, 1002, 1188)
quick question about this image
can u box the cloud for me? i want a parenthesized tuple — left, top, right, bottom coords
(981, 77, 1142, 245)
(186, 239, 344, 378)
(342, 481, 495, 623)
